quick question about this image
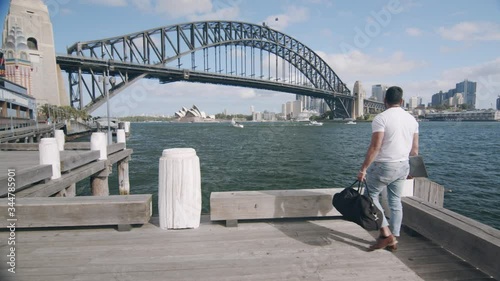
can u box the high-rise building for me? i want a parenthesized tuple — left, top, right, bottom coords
(409, 96, 422, 109)
(456, 80, 477, 109)
(2, 0, 68, 106)
(496, 96, 500, 110)
(371, 84, 389, 102)
(431, 80, 476, 108)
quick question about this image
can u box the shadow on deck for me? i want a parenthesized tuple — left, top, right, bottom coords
(0, 216, 495, 281)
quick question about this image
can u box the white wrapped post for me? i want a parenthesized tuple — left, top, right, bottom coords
(39, 138, 61, 179)
(124, 121, 131, 136)
(117, 129, 126, 148)
(90, 132, 107, 160)
(159, 148, 201, 230)
(54, 130, 65, 151)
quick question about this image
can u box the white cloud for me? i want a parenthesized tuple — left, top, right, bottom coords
(317, 50, 426, 82)
(405, 27, 423, 37)
(187, 6, 240, 21)
(262, 6, 309, 31)
(438, 21, 500, 41)
(80, 0, 127, 7)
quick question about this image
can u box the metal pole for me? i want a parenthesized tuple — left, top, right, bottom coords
(106, 67, 111, 145)
(9, 100, 13, 132)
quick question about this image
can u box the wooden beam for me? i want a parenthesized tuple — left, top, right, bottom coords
(0, 143, 39, 151)
(65, 142, 91, 150)
(107, 142, 125, 155)
(210, 188, 344, 222)
(0, 195, 153, 228)
(16, 160, 107, 197)
(16, 149, 132, 197)
(402, 196, 500, 280)
(0, 165, 52, 197)
(60, 150, 100, 172)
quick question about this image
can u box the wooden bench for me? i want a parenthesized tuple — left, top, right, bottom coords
(402, 196, 500, 280)
(210, 188, 344, 226)
(0, 194, 152, 231)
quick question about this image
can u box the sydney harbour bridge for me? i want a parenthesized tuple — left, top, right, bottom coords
(56, 21, 384, 118)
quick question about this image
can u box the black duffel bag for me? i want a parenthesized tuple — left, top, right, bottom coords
(332, 180, 383, 231)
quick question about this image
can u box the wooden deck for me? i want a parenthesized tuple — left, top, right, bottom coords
(0, 217, 494, 281)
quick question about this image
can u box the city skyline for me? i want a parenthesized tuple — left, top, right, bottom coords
(1, 0, 499, 116)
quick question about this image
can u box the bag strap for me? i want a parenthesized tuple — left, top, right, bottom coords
(350, 180, 371, 196)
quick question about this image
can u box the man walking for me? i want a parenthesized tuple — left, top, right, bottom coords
(357, 86, 419, 251)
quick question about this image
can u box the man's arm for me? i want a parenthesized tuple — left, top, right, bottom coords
(357, 132, 384, 181)
(410, 133, 419, 156)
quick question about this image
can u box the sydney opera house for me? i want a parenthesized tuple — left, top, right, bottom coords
(174, 105, 216, 122)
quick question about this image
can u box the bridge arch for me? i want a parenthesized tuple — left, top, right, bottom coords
(58, 21, 353, 117)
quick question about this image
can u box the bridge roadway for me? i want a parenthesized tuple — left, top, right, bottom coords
(57, 55, 351, 104)
(57, 55, 384, 116)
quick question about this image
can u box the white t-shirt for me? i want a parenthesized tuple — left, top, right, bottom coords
(372, 107, 419, 162)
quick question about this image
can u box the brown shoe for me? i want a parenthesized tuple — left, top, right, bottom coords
(369, 235, 396, 251)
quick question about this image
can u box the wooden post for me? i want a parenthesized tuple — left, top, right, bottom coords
(39, 138, 61, 179)
(55, 129, 65, 151)
(118, 158, 130, 195)
(90, 132, 109, 196)
(66, 183, 76, 197)
(91, 169, 109, 196)
(158, 148, 201, 230)
(56, 183, 76, 197)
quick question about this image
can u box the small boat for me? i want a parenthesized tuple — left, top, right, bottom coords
(231, 119, 244, 128)
(308, 120, 323, 126)
(346, 121, 357, 125)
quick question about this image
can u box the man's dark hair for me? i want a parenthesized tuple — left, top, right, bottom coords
(385, 86, 403, 105)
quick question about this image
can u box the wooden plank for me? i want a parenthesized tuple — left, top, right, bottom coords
(0, 143, 39, 150)
(413, 177, 444, 207)
(7, 219, 424, 281)
(0, 195, 152, 228)
(60, 150, 100, 172)
(210, 188, 344, 221)
(107, 142, 125, 155)
(64, 142, 90, 150)
(0, 165, 52, 197)
(402, 196, 500, 280)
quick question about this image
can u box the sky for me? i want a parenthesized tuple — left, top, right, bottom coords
(1, 0, 500, 116)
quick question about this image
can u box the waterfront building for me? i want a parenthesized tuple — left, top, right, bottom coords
(371, 84, 389, 102)
(2, 0, 68, 106)
(431, 80, 476, 108)
(497, 96, 500, 110)
(425, 110, 500, 121)
(283, 100, 302, 120)
(0, 76, 36, 121)
(174, 105, 214, 122)
(456, 79, 477, 109)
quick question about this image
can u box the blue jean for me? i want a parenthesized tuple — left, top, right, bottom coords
(365, 161, 409, 236)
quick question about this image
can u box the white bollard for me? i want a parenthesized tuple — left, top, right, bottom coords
(117, 129, 126, 148)
(39, 138, 61, 179)
(90, 132, 107, 160)
(124, 122, 131, 135)
(158, 148, 201, 230)
(54, 130, 65, 151)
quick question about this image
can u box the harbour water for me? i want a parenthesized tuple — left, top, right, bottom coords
(77, 121, 500, 230)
